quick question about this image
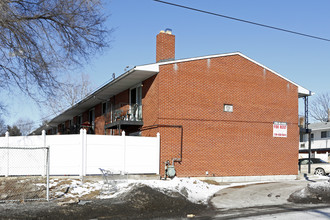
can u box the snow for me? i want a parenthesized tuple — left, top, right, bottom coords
(53, 177, 269, 204)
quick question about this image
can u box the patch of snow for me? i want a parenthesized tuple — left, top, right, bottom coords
(98, 177, 269, 204)
(54, 177, 270, 204)
(308, 181, 330, 190)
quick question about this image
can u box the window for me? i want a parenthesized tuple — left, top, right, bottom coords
(88, 109, 95, 134)
(89, 109, 95, 126)
(130, 84, 142, 120)
(61, 123, 65, 133)
(311, 133, 314, 140)
(102, 102, 107, 115)
(78, 115, 82, 125)
(52, 127, 58, 135)
(321, 131, 327, 138)
(300, 159, 309, 165)
(224, 104, 233, 112)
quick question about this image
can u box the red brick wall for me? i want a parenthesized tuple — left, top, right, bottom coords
(115, 90, 129, 106)
(82, 111, 89, 123)
(94, 103, 104, 135)
(142, 75, 160, 137)
(143, 54, 299, 177)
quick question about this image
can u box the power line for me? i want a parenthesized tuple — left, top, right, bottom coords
(153, 0, 330, 42)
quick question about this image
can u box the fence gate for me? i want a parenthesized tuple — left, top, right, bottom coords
(0, 146, 50, 202)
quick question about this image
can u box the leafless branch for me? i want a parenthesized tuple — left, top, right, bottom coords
(310, 93, 330, 122)
(0, 0, 110, 107)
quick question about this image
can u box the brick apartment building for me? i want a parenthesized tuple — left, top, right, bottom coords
(34, 29, 312, 178)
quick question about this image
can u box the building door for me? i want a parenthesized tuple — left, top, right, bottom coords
(130, 85, 142, 120)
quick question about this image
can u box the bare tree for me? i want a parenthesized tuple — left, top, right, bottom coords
(0, 0, 110, 104)
(310, 92, 330, 122)
(44, 72, 94, 116)
(14, 118, 35, 136)
(0, 117, 6, 136)
(6, 125, 22, 136)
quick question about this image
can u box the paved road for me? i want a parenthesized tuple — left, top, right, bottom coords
(207, 204, 330, 219)
(204, 177, 330, 219)
(211, 181, 309, 209)
(235, 207, 330, 219)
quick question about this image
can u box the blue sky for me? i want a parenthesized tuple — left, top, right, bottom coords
(3, 0, 330, 127)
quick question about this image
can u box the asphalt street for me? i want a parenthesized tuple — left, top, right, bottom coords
(205, 175, 330, 219)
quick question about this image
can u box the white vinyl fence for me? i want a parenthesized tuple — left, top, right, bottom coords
(0, 130, 160, 176)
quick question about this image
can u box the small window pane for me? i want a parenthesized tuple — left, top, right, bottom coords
(224, 104, 233, 112)
(321, 131, 327, 138)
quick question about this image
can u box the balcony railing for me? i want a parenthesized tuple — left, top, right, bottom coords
(105, 103, 143, 127)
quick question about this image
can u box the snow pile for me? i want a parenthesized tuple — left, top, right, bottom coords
(132, 178, 222, 204)
(51, 177, 266, 205)
(308, 181, 330, 194)
(289, 180, 330, 203)
(96, 177, 222, 204)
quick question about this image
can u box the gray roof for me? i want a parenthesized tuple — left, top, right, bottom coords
(309, 122, 330, 131)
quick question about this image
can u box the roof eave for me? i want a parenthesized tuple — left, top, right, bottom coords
(30, 65, 159, 135)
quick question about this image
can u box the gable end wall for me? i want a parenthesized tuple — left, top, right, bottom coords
(143, 54, 299, 177)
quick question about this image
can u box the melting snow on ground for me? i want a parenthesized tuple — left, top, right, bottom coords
(52, 177, 268, 204)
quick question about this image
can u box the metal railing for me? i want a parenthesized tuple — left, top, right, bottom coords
(105, 103, 143, 125)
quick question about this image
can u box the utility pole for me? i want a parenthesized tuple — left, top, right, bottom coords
(304, 96, 312, 174)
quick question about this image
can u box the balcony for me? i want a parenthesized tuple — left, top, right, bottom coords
(104, 103, 143, 132)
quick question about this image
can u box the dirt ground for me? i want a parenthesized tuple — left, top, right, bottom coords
(1, 177, 330, 219)
(0, 185, 207, 220)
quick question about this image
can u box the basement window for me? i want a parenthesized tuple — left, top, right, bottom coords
(224, 104, 233, 112)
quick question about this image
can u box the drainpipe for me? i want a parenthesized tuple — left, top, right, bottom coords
(304, 96, 312, 174)
(140, 124, 183, 163)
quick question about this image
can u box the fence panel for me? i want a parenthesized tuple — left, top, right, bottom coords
(0, 130, 160, 177)
(125, 135, 160, 174)
(0, 147, 49, 202)
(47, 134, 81, 175)
(86, 135, 124, 174)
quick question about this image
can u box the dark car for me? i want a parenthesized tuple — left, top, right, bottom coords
(298, 158, 330, 176)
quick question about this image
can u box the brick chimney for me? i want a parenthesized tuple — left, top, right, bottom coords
(156, 29, 175, 62)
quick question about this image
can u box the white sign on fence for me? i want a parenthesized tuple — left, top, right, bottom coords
(273, 122, 287, 138)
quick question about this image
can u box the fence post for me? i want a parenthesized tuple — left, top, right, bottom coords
(46, 146, 50, 201)
(84, 129, 87, 176)
(5, 131, 9, 177)
(42, 130, 46, 177)
(80, 129, 87, 177)
(156, 132, 160, 175)
(122, 131, 126, 174)
(80, 129, 84, 178)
